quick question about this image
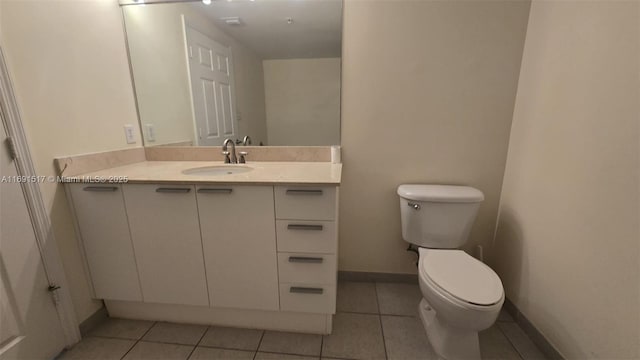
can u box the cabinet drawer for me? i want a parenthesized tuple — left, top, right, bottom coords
(278, 253, 336, 284)
(276, 220, 336, 253)
(279, 283, 336, 314)
(274, 186, 336, 220)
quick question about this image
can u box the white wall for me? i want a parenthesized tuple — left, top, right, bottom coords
(0, 0, 141, 322)
(124, 3, 268, 146)
(339, 0, 530, 274)
(263, 58, 341, 146)
(492, 1, 640, 358)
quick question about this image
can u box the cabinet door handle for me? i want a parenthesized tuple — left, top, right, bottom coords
(290, 287, 324, 295)
(287, 224, 324, 231)
(288, 256, 324, 264)
(286, 189, 323, 195)
(155, 188, 191, 193)
(197, 188, 233, 194)
(83, 186, 118, 192)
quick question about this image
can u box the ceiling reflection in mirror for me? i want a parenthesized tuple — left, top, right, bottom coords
(122, 0, 342, 147)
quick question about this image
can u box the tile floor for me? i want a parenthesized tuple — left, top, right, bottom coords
(59, 281, 547, 360)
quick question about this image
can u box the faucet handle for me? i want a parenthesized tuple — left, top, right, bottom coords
(222, 151, 231, 164)
(238, 151, 248, 164)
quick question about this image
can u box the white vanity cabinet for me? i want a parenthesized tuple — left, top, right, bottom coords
(122, 184, 209, 307)
(68, 180, 339, 333)
(195, 185, 279, 311)
(68, 184, 142, 302)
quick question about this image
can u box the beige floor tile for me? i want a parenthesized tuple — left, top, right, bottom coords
(321, 313, 386, 359)
(91, 318, 155, 340)
(498, 322, 547, 360)
(259, 331, 322, 356)
(122, 341, 193, 360)
(336, 282, 379, 314)
(255, 352, 318, 360)
(479, 325, 522, 360)
(142, 322, 208, 345)
(376, 282, 422, 317)
(498, 308, 515, 322)
(190, 346, 255, 359)
(199, 326, 263, 351)
(381, 315, 437, 360)
(59, 337, 135, 360)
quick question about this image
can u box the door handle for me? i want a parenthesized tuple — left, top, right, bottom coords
(83, 186, 118, 192)
(288, 256, 324, 264)
(197, 188, 233, 194)
(155, 188, 191, 193)
(286, 189, 323, 195)
(290, 287, 323, 295)
(287, 224, 324, 231)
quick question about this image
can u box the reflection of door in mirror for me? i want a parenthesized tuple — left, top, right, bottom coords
(185, 24, 237, 146)
(122, 1, 342, 147)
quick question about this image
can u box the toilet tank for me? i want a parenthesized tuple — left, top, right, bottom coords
(397, 184, 484, 249)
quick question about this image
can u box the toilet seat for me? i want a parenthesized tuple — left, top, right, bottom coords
(418, 248, 503, 306)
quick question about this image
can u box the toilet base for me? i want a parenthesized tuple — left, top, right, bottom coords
(419, 298, 481, 360)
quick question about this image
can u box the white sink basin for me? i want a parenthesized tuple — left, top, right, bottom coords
(182, 165, 253, 176)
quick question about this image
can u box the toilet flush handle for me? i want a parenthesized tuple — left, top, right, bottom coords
(408, 202, 421, 210)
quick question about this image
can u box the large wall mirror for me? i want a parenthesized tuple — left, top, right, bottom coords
(121, 0, 342, 147)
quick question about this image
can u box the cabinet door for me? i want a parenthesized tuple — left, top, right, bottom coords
(196, 185, 279, 310)
(68, 184, 142, 302)
(123, 184, 208, 306)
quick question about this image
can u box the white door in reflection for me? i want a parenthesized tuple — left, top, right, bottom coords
(185, 24, 238, 146)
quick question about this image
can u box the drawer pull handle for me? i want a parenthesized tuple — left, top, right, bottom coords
(198, 188, 233, 194)
(289, 256, 323, 264)
(287, 224, 324, 231)
(286, 189, 323, 195)
(290, 287, 324, 295)
(156, 188, 191, 193)
(83, 186, 118, 192)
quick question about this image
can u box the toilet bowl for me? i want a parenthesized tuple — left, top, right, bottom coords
(397, 184, 505, 360)
(417, 248, 503, 360)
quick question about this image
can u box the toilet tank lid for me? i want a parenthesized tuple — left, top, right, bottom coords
(397, 184, 484, 203)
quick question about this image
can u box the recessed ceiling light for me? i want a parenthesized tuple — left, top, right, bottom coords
(202, 0, 212, 4)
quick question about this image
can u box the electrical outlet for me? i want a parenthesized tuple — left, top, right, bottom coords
(124, 125, 136, 144)
(146, 124, 156, 142)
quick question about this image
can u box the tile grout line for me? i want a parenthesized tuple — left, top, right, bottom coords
(496, 322, 526, 360)
(119, 321, 157, 360)
(338, 309, 419, 318)
(252, 330, 266, 360)
(185, 326, 211, 360)
(374, 282, 389, 360)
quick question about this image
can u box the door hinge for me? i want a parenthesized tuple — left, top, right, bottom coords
(5, 136, 17, 160)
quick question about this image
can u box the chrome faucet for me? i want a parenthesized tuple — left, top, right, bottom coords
(222, 138, 238, 164)
(242, 135, 252, 146)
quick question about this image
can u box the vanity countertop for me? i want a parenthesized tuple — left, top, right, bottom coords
(63, 161, 342, 185)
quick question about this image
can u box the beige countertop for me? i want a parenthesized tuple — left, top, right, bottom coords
(63, 161, 342, 185)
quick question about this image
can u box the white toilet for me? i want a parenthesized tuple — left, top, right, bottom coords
(397, 184, 504, 360)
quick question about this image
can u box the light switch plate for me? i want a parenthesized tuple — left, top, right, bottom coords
(124, 125, 137, 144)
